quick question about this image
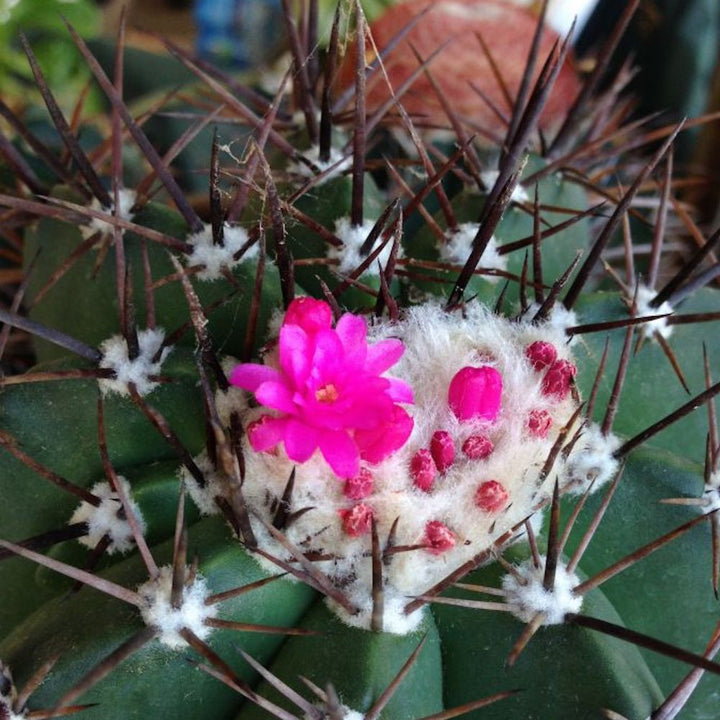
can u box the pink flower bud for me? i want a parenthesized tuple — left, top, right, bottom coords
(528, 409, 552, 438)
(283, 297, 333, 334)
(424, 521, 456, 554)
(475, 480, 508, 512)
(525, 341, 557, 371)
(447, 366, 503, 422)
(542, 359, 577, 399)
(462, 434, 494, 460)
(411, 449, 437, 492)
(430, 430, 455, 473)
(339, 503, 374, 536)
(344, 468, 374, 500)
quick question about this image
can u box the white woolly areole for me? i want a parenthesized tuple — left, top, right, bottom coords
(502, 557, 582, 625)
(180, 450, 227, 516)
(634, 284, 674, 340)
(214, 357, 248, 427)
(523, 302, 578, 337)
(480, 170, 529, 203)
(326, 593, 425, 636)
(438, 223, 507, 281)
(329, 216, 401, 277)
(304, 707, 363, 720)
(235, 302, 582, 632)
(561, 423, 621, 495)
(702, 477, 720, 513)
(80, 189, 137, 240)
(137, 566, 216, 649)
(98, 328, 169, 397)
(186, 223, 254, 281)
(0, 663, 23, 720)
(69, 478, 144, 554)
(290, 145, 351, 182)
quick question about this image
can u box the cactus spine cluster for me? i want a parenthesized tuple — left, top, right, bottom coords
(2, 1, 720, 719)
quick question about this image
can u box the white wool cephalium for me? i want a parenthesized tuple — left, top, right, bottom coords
(213, 302, 584, 632)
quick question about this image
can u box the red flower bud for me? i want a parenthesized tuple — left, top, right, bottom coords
(411, 449, 437, 492)
(430, 430, 455, 473)
(462, 434, 494, 460)
(525, 341, 557, 371)
(475, 480, 509, 512)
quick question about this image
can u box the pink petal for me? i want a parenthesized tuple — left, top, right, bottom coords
(247, 416, 287, 453)
(447, 366, 503, 422)
(284, 297, 333, 334)
(365, 338, 404, 374)
(255, 380, 297, 415)
(279, 325, 311, 386)
(386, 377, 414, 404)
(318, 429, 360, 478)
(355, 405, 414, 464)
(311, 328, 345, 379)
(230, 363, 282, 392)
(335, 313, 368, 368)
(283, 420, 318, 463)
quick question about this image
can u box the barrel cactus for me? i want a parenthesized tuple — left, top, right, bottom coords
(2, 2, 720, 719)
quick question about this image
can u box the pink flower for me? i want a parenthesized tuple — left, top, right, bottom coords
(231, 299, 414, 478)
(447, 366, 503, 422)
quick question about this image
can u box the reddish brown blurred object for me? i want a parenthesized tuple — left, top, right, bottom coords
(337, 0, 581, 139)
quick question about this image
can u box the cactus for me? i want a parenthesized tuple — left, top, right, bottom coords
(2, 2, 720, 719)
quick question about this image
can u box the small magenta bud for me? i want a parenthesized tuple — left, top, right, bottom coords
(448, 366, 503, 422)
(475, 480, 508, 512)
(462, 434, 494, 460)
(344, 467, 374, 500)
(430, 430, 455, 473)
(542, 359, 577, 399)
(339, 503, 374, 536)
(411, 449, 437, 491)
(424, 521, 456, 554)
(525, 340, 557, 371)
(283, 297, 333, 333)
(528, 409, 552, 438)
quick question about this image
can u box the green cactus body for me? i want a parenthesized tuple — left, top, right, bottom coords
(2, 3, 720, 720)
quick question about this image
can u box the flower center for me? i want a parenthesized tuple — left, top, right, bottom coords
(315, 383, 339, 403)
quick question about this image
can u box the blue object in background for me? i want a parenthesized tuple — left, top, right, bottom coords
(194, 0, 285, 68)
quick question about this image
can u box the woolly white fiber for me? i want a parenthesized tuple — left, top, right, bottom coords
(70, 478, 144, 554)
(137, 566, 216, 649)
(291, 145, 352, 182)
(0, 662, 24, 720)
(438, 223, 506, 281)
(221, 302, 586, 631)
(502, 557, 582, 625)
(562, 423, 621, 494)
(634, 284, 674, 340)
(186, 223, 255, 281)
(480, 170, 529, 203)
(98, 328, 168, 397)
(80, 189, 136, 240)
(329, 216, 400, 276)
(180, 450, 229, 517)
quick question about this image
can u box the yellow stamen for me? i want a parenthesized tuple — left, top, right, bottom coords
(315, 383, 339, 403)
